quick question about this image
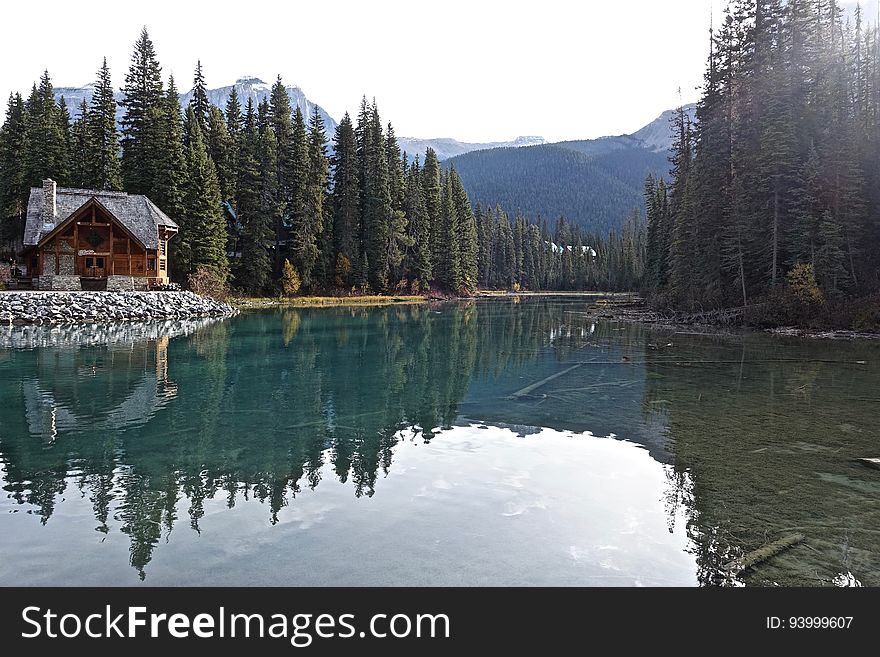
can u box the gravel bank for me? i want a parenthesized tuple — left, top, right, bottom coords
(0, 291, 237, 325)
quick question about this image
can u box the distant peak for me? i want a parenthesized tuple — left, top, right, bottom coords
(511, 136, 546, 146)
(56, 83, 96, 90)
(234, 76, 267, 85)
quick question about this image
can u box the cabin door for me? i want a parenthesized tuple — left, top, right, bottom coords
(83, 256, 106, 278)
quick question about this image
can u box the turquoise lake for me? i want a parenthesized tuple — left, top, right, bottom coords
(1, 297, 878, 586)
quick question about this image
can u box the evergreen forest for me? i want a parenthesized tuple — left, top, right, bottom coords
(645, 0, 880, 312)
(0, 29, 643, 295)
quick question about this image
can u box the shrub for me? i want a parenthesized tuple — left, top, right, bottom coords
(851, 295, 880, 331)
(280, 259, 301, 297)
(334, 254, 351, 287)
(786, 263, 824, 305)
(187, 266, 229, 301)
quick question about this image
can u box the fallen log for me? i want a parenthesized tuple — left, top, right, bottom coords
(509, 363, 583, 399)
(721, 533, 804, 576)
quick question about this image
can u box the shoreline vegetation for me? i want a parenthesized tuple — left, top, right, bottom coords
(2, 288, 878, 339)
(229, 289, 879, 339)
(586, 296, 880, 341)
(229, 290, 641, 309)
(230, 294, 427, 309)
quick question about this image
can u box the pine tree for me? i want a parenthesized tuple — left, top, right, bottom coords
(403, 156, 431, 288)
(0, 93, 28, 246)
(24, 72, 69, 187)
(287, 106, 317, 288)
(359, 101, 392, 291)
(154, 76, 188, 281)
(421, 148, 442, 277)
(475, 202, 492, 288)
(815, 210, 848, 294)
(513, 213, 526, 286)
(182, 105, 229, 280)
(384, 122, 410, 284)
(492, 207, 515, 289)
(206, 106, 233, 201)
(435, 170, 461, 289)
(189, 60, 210, 135)
(238, 103, 274, 295)
(451, 168, 477, 292)
(305, 108, 330, 288)
(224, 85, 242, 206)
(69, 100, 91, 188)
(56, 97, 71, 184)
(120, 28, 164, 195)
(87, 58, 122, 190)
(667, 103, 697, 306)
(154, 76, 187, 223)
(268, 77, 294, 272)
(330, 112, 360, 285)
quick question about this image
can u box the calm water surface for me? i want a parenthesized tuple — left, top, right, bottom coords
(1, 298, 878, 586)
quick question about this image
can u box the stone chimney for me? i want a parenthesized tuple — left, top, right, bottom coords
(42, 179, 56, 224)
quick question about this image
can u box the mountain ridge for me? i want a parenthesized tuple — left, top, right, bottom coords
(54, 76, 337, 133)
(397, 135, 546, 161)
(443, 104, 698, 235)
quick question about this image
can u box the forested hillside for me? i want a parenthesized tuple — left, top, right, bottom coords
(447, 142, 668, 235)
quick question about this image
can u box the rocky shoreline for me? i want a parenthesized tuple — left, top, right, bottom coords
(0, 291, 237, 325)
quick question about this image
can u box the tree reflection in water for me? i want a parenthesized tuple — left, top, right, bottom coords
(1, 299, 878, 584)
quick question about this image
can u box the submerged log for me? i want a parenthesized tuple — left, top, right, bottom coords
(721, 533, 804, 576)
(856, 458, 880, 471)
(509, 363, 583, 399)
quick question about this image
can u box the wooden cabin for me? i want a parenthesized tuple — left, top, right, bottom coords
(20, 179, 178, 291)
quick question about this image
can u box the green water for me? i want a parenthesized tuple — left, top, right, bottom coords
(1, 298, 879, 586)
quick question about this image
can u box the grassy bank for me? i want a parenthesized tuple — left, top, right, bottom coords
(230, 290, 640, 309)
(229, 295, 427, 309)
(475, 290, 640, 299)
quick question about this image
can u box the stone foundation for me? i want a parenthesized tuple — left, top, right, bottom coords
(38, 275, 82, 291)
(106, 276, 148, 292)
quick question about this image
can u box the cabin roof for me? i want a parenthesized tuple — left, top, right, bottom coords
(23, 187, 178, 249)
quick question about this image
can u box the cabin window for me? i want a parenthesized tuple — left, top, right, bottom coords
(85, 257, 93, 268)
(159, 258, 166, 271)
(159, 240, 166, 256)
(147, 258, 156, 271)
(30, 257, 37, 270)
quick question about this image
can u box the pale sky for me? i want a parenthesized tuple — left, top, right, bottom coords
(0, 0, 726, 142)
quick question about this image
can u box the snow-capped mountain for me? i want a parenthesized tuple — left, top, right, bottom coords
(55, 84, 125, 123)
(54, 76, 336, 133)
(397, 135, 545, 162)
(178, 77, 337, 133)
